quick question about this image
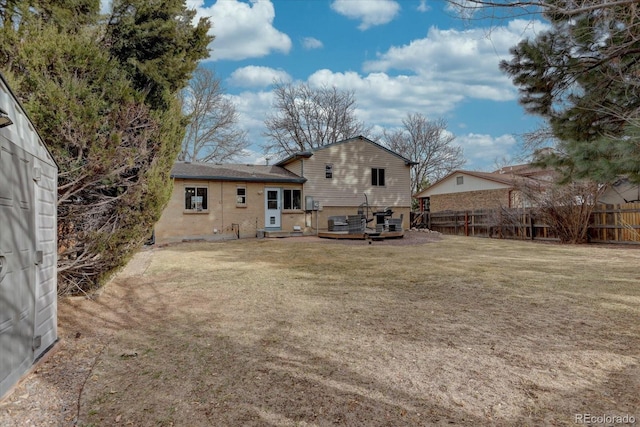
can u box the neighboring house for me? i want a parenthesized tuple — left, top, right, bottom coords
(415, 164, 553, 213)
(154, 136, 414, 243)
(0, 73, 58, 399)
(599, 178, 640, 204)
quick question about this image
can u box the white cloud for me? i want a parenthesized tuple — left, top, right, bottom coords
(445, 0, 484, 20)
(417, 0, 430, 12)
(330, 0, 401, 30)
(361, 20, 549, 101)
(305, 69, 465, 128)
(229, 73, 519, 166)
(191, 0, 291, 61)
(227, 90, 274, 154)
(456, 133, 518, 170)
(234, 148, 272, 165)
(228, 66, 292, 88)
(302, 37, 324, 50)
(224, 19, 542, 167)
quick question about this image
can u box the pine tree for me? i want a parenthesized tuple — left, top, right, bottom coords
(105, 0, 211, 111)
(0, 0, 212, 293)
(499, 0, 640, 182)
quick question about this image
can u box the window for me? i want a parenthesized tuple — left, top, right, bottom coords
(266, 190, 278, 210)
(236, 186, 246, 207)
(283, 189, 301, 210)
(184, 186, 207, 211)
(456, 176, 464, 185)
(372, 168, 385, 186)
(325, 164, 333, 179)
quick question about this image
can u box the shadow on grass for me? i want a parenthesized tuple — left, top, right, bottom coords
(58, 240, 640, 426)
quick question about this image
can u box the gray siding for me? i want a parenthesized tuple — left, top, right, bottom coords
(33, 157, 57, 359)
(0, 75, 57, 399)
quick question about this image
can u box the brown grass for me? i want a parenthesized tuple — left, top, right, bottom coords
(5, 233, 639, 426)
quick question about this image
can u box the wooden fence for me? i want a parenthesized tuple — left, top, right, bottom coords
(410, 203, 640, 244)
(590, 203, 640, 244)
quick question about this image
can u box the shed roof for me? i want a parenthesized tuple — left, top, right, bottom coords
(0, 72, 57, 168)
(171, 162, 306, 183)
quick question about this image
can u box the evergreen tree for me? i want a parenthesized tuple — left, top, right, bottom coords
(0, 0, 212, 293)
(105, 0, 211, 110)
(499, 0, 640, 182)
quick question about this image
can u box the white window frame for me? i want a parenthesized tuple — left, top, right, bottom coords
(236, 186, 247, 207)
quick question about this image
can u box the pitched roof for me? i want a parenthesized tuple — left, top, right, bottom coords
(275, 135, 417, 166)
(492, 163, 551, 178)
(0, 72, 57, 168)
(171, 162, 306, 183)
(413, 164, 553, 198)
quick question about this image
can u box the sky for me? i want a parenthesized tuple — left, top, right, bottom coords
(102, 0, 549, 171)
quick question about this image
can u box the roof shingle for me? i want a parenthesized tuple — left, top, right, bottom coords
(171, 162, 306, 183)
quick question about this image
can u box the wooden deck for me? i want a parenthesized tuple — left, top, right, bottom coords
(318, 229, 404, 240)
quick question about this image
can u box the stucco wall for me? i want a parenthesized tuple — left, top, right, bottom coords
(429, 188, 511, 212)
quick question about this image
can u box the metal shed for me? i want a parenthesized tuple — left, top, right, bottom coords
(0, 73, 58, 399)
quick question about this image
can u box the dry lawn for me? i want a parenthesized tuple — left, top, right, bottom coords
(4, 233, 640, 426)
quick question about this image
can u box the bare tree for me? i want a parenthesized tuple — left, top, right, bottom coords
(519, 178, 605, 243)
(446, 0, 640, 19)
(179, 66, 248, 163)
(263, 81, 370, 157)
(383, 114, 465, 195)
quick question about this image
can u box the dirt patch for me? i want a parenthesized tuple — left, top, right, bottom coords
(1, 235, 639, 426)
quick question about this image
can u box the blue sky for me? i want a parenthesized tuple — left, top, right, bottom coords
(103, 0, 549, 171)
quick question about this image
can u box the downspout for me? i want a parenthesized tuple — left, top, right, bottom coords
(220, 181, 224, 232)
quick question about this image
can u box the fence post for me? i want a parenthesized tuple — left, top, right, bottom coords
(454, 213, 458, 235)
(529, 213, 535, 240)
(465, 211, 469, 236)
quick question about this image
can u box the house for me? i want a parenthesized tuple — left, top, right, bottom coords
(599, 177, 640, 204)
(154, 136, 414, 243)
(414, 164, 553, 213)
(154, 163, 307, 243)
(0, 73, 58, 399)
